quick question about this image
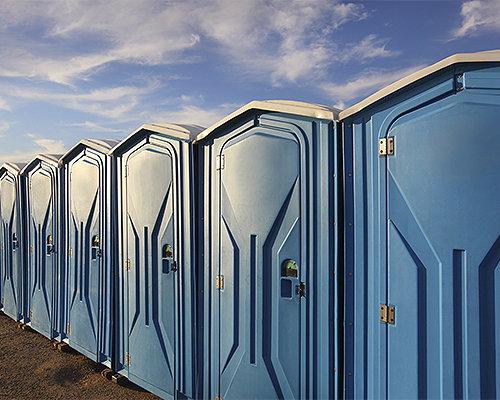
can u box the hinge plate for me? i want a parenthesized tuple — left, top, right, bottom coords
(380, 304, 395, 324)
(216, 155, 225, 170)
(379, 138, 394, 156)
(30, 310, 33, 318)
(125, 260, 130, 271)
(67, 324, 71, 334)
(216, 275, 224, 290)
(30, 246, 33, 254)
(126, 353, 131, 365)
(125, 165, 129, 177)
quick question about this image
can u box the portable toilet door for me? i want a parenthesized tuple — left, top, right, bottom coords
(196, 100, 339, 400)
(0, 162, 27, 322)
(111, 123, 204, 400)
(60, 139, 119, 367)
(21, 154, 63, 340)
(341, 50, 500, 400)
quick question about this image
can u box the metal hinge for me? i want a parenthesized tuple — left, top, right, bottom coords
(67, 324, 71, 334)
(380, 304, 395, 324)
(125, 260, 130, 271)
(69, 248, 72, 258)
(216, 275, 224, 290)
(216, 155, 225, 170)
(216, 396, 223, 400)
(379, 138, 394, 156)
(126, 353, 131, 365)
(30, 246, 33, 254)
(29, 182, 32, 190)
(70, 172, 72, 182)
(125, 165, 129, 177)
(30, 310, 33, 318)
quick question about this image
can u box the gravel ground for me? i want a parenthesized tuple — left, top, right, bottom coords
(0, 311, 160, 400)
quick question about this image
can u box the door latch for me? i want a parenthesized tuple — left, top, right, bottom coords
(297, 282, 306, 298)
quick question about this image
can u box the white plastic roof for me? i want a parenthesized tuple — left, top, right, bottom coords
(196, 100, 341, 141)
(21, 154, 64, 175)
(339, 49, 500, 120)
(60, 138, 120, 165)
(110, 123, 205, 155)
(0, 162, 27, 176)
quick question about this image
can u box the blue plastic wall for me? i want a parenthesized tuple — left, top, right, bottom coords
(61, 140, 118, 367)
(0, 163, 26, 322)
(343, 62, 500, 399)
(22, 155, 63, 340)
(197, 109, 338, 400)
(113, 126, 201, 400)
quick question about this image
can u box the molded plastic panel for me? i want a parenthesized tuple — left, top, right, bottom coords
(216, 127, 303, 400)
(0, 171, 23, 321)
(26, 164, 58, 338)
(344, 62, 500, 400)
(124, 144, 178, 397)
(387, 101, 500, 400)
(65, 151, 113, 365)
(115, 131, 197, 400)
(201, 111, 337, 400)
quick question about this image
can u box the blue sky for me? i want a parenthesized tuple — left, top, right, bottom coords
(0, 0, 499, 165)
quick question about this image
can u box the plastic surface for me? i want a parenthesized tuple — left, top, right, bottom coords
(0, 162, 27, 322)
(343, 55, 500, 399)
(198, 102, 338, 400)
(21, 154, 64, 340)
(60, 139, 118, 367)
(113, 124, 203, 400)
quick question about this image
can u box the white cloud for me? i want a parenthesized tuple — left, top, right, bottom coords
(0, 121, 9, 132)
(322, 65, 425, 108)
(0, 0, 379, 87)
(452, 0, 500, 38)
(0, 97, 10, 111)
(63, 121, 123, 133)
(142, 103, 240, 129)
(3, 81, 160, 120)
(196, 0, 372, 85)
(32, 138, 66, 154)
(341, 35, 401, 63)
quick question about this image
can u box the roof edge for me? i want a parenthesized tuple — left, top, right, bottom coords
(339, 49, 500, 120)
(196, 100, 341, 142)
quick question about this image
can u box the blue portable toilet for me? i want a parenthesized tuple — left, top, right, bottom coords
(59, 139, 119, 367)
(111, 123, 204, 400)
(0, 162, 27, 322)
(20, 154, 63, 340)
(340, 49, 500, 400)
(195, 100, 340, 400)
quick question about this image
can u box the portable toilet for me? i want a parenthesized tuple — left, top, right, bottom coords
(195, 100, 340, 400)
(59, 139, 119, 367)
(111, 123, 204, 400)
(340, 49, 500, 400)
(0, 162, 27, 322)
(21, 154, 64, 340)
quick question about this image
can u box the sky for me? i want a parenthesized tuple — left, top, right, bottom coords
(0, 0, 499, 165)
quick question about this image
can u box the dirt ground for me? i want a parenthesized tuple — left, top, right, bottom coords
(0, 311, 160, 400)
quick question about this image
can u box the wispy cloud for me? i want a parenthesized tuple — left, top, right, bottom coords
(0, 96, 10, 111)
(322, 65, 425, 109)
(0, 0, 381, 88)
(452, 0, 500, 38)
(0, 121, 9, 132)
(2, 81, 160, 120)
(27, 133, 66, 154)
(196, 0, 371, 85)
(63, 121, 124, 133)
(141, 102, 240, 129)
(341, 35, 401, 63)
